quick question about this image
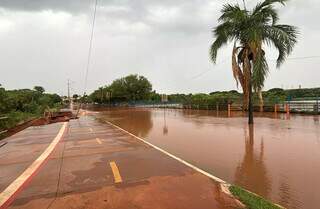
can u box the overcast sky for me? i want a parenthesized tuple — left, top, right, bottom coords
(0, 0, 319, 95)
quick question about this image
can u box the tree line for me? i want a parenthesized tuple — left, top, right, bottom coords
(89, 74, 154, 104)
(0, 85, 62, 130)
(88, 74, 320, 108)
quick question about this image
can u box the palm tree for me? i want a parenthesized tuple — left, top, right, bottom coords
(210, 0, 298, 124)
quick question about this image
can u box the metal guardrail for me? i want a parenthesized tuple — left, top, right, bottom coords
(284, 101, 319, 113)
(135, 103, 183, 108)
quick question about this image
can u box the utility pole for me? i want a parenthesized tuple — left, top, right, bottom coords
(68, 79, 73, 110)
(67, 79, 71, 102)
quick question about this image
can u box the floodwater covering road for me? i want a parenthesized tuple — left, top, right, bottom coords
(96, 107, 320, 209)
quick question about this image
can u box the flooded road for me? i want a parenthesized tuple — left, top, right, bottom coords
(96, 108, 320, 209)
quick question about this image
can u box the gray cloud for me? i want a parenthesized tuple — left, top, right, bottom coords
(0, 0, 92, 12)
(0, 0, 319, 95)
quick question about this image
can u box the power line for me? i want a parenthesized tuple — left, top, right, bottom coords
(285, 56, 320, 61)
(188, 58, 229, 80)
(189, 55, 320, 81)
(83, 0, 98, 96)
(267, 55, 320, 62)
(75, 0, 98, 116)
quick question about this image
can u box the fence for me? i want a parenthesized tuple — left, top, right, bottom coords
(84, 97, 320, 115)
(283, 100, 319, 113)
(135, 103, 183, 108)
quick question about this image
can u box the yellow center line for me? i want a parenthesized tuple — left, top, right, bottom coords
(96, 138, 102, 144)
(109, 161, 122, 183)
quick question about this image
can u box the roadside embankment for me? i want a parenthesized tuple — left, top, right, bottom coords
(0, 110, 74, 140)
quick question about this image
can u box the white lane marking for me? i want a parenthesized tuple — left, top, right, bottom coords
(0, 122, 68, 207)
(97, 115, 285, 208)
(104, 120, 225, 184)
(96, 138, 102, 145)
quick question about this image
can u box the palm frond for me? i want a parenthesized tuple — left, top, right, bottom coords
(210, 37, 227, 63)
(210, 22, 236, 63)
(252, 51, 269, 90)
(252, 5, 279, 25)
(219, 4, 247, 22)
(253, 0, 287, 15)
(232, 43, 244, 88)
(263, 24, 298, 67)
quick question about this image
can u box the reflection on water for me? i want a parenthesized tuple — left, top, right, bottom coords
(163, 108, 168, 135)
(95, 108, 320, 209)
(100, 108, 153, 138)
(234, 125, 271, 198)
(314, 116, 319, 125)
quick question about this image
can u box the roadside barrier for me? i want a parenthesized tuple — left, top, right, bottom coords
(86, 100, 320, 115)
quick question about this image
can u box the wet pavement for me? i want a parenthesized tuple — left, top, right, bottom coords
(96, 108, 320, 209)
(0, 113, 241, 209)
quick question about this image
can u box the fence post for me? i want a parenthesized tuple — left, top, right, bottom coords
(228, 104, 231, 117)
(286, 103, 290, 114)
(274, 104, 277, 114)
(317, 97, 319, 114)
(216, 103, 219, 116)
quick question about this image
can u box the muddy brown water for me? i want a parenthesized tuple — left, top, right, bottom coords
(93, 107, 320, 209)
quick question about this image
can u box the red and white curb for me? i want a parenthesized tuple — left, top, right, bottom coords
(0, 122, 68, 209)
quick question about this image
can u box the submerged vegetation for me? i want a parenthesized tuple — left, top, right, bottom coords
(0, 85, 62, 131)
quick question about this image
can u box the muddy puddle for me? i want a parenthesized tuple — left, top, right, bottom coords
(94, 108, 320, 209)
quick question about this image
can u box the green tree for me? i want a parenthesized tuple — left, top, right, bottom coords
(0, 84, 6, 113)
(121, 74, 152, 101)
(0, 86, 62, 130)
(91, 74, 153, 103)
(34, 86, 45, 94)
(210, 0, 298, 124)
(72, 94, 79, 102)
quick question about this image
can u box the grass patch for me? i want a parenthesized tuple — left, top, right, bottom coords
(229, 185, 282, 209)
(0, 111, 38, 131)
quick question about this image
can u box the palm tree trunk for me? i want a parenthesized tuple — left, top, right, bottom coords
(243, 47, 253, 124)
(243, 88, 249, 110)
(258, 90, 264, 112)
